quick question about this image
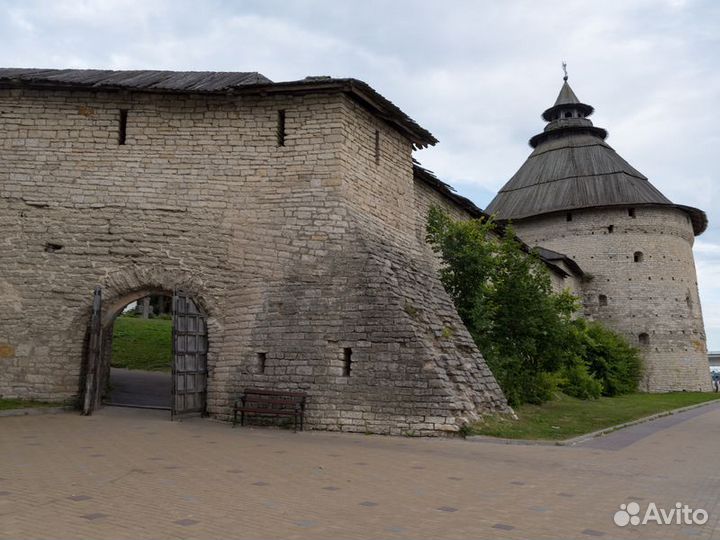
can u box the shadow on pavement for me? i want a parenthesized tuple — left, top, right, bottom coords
(106, 367, 171, 409)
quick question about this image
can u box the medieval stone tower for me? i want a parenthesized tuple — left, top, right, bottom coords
(486, 76, 711, 392)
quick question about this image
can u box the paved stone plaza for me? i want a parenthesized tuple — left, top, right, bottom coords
(1, 404, 719, 539)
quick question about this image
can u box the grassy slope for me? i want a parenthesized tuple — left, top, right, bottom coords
(472, 392, 720, 440)
(111, 316, 172, 372)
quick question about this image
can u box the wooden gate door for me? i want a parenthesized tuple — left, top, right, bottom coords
(82, 286, 103, 415)
(172, 290, 208, 419)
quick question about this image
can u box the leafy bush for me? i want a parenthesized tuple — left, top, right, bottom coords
(559, 363, 603, 400)
(574, 319, 642, 396)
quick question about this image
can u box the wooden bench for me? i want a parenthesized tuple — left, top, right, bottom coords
(233, 388, 307, 431)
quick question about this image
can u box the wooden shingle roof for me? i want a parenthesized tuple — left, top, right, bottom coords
(486, 80, 707, 235)
(412, 162, 585, 278)
(0, 68, 271, 92)
(0, 68, 437, 149)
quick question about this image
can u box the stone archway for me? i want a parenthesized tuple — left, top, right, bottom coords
(80, 266, 220, 419)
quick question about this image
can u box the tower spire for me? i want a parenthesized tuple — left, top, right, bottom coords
(532, 73, 605, 147)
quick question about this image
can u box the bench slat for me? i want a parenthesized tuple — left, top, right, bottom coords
(239, 398, 303, 406)
(243, 388, 307, 398)
(235, 407, 299, 415)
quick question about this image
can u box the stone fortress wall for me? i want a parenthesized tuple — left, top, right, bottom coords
(512, 206, 710, 392)
(0, 86, 508, 434)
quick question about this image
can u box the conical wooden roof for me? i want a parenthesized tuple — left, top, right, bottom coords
(486, 79, 707, 235)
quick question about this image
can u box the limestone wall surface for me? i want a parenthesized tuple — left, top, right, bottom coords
(0, 87, 508, 434)
(512, 206, 710, 392)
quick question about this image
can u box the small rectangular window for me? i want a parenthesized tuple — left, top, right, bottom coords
(257, 352, 266, 374)
(118, 109, 128, 145)
(374, 130, 380, 164)
(628, 208, 636, 218)
(277, 109, 286, 147)
(342, 348, 352, 377)
(566, 212, 572, 222)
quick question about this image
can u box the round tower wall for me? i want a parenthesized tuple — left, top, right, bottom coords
(511, 205, 710, 392)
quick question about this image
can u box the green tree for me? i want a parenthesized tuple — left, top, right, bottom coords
(427, 208, 579, 404)
(426, 208, 639, 405)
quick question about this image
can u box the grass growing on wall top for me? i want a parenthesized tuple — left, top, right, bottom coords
(472, 392, 720, 441)
(111, 315, 172, 372)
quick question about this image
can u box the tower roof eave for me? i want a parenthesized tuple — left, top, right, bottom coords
(529, 125, 607, 147)
(487, 202, 707, 236)
(542, 102, 594, 121)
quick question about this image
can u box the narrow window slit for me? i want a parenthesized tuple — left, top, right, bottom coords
(277, 110, 286, 147)
(256, 352, 266, 374)
(566, 212, 572, 222)
(118, 109, 128, 145)
(634, 251, 644, 263)
(628, 208, 636, 218)
(607, 225, 614, 234)
(342, 348, 352, 377)
(598, 294, 608, 306)
(374, 130, 380, 164)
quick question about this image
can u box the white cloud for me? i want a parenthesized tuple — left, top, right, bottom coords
(694, 240, 720, 255)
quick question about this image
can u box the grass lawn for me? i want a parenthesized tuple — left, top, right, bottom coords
(111, 315, 172, 372)
(0, 399, 58, 410)
(472, 392, 720, 441)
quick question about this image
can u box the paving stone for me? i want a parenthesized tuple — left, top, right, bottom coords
(293, 520, 318, 528)
(0, 406, 717, 539)
(173, 519, 199, 526)
(81, 513, 108, 521)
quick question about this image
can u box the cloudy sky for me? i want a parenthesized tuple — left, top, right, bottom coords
(3, 0, 720, 347)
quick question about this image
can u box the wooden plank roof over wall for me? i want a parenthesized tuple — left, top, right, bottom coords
(0, 68, 437, 149)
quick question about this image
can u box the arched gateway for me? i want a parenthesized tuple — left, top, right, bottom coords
(82, 287, 209, 419)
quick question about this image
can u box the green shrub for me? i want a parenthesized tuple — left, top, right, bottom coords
(575, 319, 642, 396)
(559, 363, 602, 399)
